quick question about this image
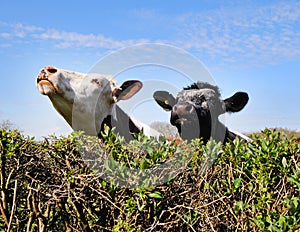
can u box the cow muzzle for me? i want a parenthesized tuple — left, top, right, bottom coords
(36, 66, 59, 95)
(170, 103, 195, 125)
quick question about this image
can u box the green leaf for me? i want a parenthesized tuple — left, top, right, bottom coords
(287, 175, 300, 190)
(233, 178, 242, 190)
(148, 191, 163, 199)
(248, 182, 254, 192)
(234, 201, 243, 214)
(140, 158, 150, 169)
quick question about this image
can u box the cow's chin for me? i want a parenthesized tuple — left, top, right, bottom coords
(174, 120, 200, 141)
(180, 127, 199, 141)
(37, 80, 57, 95)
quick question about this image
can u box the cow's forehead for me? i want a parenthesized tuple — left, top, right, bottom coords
(62, 71, 116, 87)
(62, 72, 117, 96)
(86, 73, 117, 89)
(177, 88, 219, 103)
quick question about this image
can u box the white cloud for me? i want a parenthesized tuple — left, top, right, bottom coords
(0, 22, 41, 39)
(14, 23, 43, 32)
(0, 32, 11, 39)
(0, 43, 11, 48)
(38, 29, 149, 49)
(1, 1, 300, 67)
(0, 22, 149, 50)
(175, 1, 300, 66)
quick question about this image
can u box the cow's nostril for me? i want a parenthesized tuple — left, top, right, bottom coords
(47, 67, 57, 74)
(173, 106, 177, 112)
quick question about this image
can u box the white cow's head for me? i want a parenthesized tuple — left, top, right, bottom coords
(36, 66, 142, 135)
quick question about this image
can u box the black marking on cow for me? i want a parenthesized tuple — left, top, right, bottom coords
(99, 106, 141, 141)
(184, 82, 221, 97)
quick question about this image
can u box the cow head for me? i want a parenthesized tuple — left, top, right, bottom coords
(153, 82, 249, 142)
(36, 66, 142, 135)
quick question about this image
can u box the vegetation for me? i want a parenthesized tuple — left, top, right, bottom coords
(0, 120, 18, 131)
(0, 127, 299, 231)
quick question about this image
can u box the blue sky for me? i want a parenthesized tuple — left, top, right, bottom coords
(0, 0, 299, 139)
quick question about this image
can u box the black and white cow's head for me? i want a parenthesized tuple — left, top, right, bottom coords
(36, 66, 160, 140)
(153, 82, 249, 143)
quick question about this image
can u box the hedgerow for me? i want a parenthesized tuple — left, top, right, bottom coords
(0, 128, 299, 231)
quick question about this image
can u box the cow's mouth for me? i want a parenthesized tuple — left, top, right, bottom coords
(37, 76, 55, 87)
(174, 117, 187, 125)
(171, 114, 196, 126)
(37, 79, 52, 85)
(36, 73, 57, 95)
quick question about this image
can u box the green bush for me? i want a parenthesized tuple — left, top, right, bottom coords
(0, 128, 299, 231)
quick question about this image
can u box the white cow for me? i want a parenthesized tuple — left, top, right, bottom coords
(36, 66, 160, 141)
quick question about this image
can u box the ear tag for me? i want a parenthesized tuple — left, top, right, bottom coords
(164, 100, 169, 105)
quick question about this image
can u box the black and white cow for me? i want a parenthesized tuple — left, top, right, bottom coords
(153, 82, 251, 143)
(36, 66, 160, 141)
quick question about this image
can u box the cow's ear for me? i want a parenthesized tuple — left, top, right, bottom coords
(224, 92, 249, 112)
(113, 80, 143, 101)
(153, 91, 176, 111)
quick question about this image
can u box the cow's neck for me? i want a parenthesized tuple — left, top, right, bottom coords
(198, 117, 212, 143)
(49, 94, 73, 127)
(202, 119, 228, 144)
(99, 105, 141, 141)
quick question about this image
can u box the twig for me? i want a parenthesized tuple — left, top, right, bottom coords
(175, 212, 197, 232)
(205, 213, 217, 232)
(7, 180, 17, 232)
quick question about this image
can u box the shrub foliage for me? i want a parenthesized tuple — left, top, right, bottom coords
(0, 128, 299, 231)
